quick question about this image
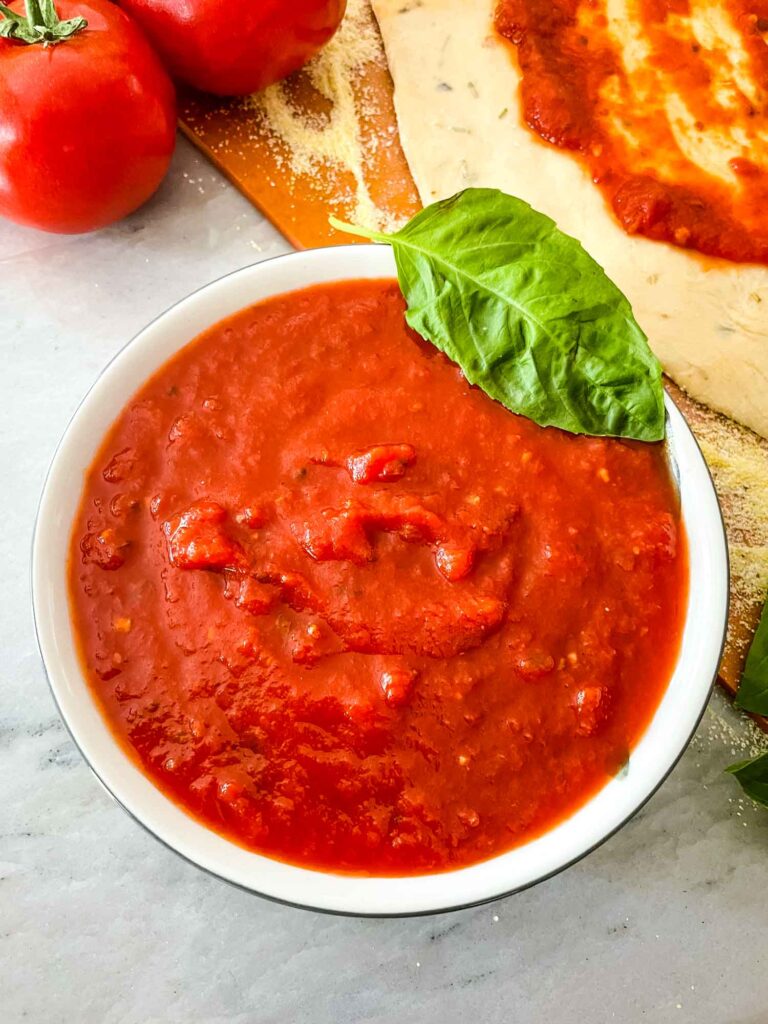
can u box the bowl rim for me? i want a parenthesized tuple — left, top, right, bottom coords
(31, 244, 730, 917)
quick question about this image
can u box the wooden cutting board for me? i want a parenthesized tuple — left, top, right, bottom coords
(179, 1, 768, 725)
(178, 0, 420, 248)
(666, 381, 768, 728)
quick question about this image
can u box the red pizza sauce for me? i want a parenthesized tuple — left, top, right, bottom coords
(495, 0, 768, 264)
(69, 279, 687, 875)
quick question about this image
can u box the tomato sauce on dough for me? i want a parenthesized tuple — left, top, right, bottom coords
(69, 280, 687, 874)
(496, 0, 768, 264)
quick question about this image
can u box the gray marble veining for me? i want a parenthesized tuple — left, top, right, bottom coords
(2, 137, 767, 1024)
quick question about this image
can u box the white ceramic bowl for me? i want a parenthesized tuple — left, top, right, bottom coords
(32, 245, 729, 916)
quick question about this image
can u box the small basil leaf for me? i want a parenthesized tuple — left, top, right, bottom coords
(726, 751, 768, 808)
(331, 188, 665, 441)
(735, 597, 768, 715)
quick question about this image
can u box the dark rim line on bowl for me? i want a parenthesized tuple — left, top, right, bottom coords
(30, 248, 731, 918)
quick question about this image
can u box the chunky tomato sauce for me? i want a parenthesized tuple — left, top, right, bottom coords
(496, 0, 768, 264)
(69, 280, 687, 874)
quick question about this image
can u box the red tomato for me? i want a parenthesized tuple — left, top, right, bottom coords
(117, 0, 347, 97)
(0, 0, 176, 234)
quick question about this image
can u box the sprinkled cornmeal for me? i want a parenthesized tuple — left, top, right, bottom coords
(244, 0, 403, 232)
(667, 380, 768, 720)
(698, 424, 768, 624)
(698, 690, 767, 762)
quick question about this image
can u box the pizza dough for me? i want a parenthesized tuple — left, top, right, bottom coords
(371, 0, 768, 438)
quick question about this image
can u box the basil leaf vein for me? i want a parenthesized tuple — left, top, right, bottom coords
(332, 188, 665, 441)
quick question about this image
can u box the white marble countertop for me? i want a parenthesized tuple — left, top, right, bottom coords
(2, 137, 767, 1024)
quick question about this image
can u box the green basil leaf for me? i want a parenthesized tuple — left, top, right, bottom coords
(331, 188, 665, 441)
(725, 751, 768, 808)
(735, 597, 768, 714)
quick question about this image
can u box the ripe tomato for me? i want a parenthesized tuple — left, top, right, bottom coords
(0, 0, 176, 234)
(117, 0, 347, 97)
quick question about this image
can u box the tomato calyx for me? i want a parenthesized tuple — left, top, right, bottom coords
(0, 0, 87, 45)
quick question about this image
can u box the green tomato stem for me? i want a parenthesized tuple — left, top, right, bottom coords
(0, 0, 87, 45)
(328, 215, 389, 244)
